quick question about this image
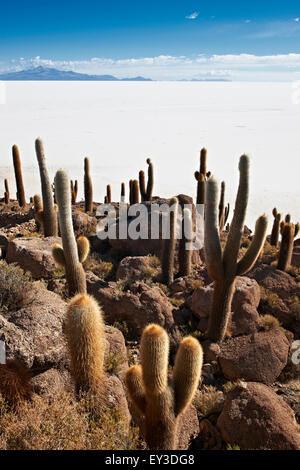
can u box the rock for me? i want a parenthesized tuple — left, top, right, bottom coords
(218, 328, 290, 384)
(0, 283, 67, 369)
(87, 274, 174, 334)
(291, 250, 300, 268)
(116, 256, 159, 282)
(0, 208, 34, 229)
(190, 419, 223, 450)
(217, 382, 300, 450)
(104, 325, 128, 375)
(202, 341, 221, 363)
(72, 210, 97, 237)
(6, 236, 61, 279)
(188, 276, 261, 336)
(104, 374, 130, 424)
(32, 368, 71, 398)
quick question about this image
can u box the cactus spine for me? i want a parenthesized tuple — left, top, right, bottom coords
(126, 324, 202, 450)
(12, 145, 26, 207)
(66, 294, 105, 395)
(205, 155, 268, 343)
(53, 169, 89, 296)
(270, 208, 282, 246)
(162, 197, 178, 285)
(178, 208, 193, 277)
(84, 157, 93, 212)
(35, 138, 58, 237)
(4, 179, 9, 204)
(146, 158, 154, 201)
(277, 222, 294, 271)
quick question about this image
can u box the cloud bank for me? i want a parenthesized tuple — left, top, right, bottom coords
(2, 53, 300, 81)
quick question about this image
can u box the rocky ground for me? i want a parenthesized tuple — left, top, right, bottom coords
(0, 197, 299, 450)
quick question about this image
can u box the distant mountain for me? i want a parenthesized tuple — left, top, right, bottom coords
(0, 66, 153, 81)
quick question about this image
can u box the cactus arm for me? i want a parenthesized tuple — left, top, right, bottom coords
(173, 337, 203, 416)
(199, 148, 207, 176)
(77, 236, 90, 263)
(204, 176, 224, 281)
(52, 243, 66, 267)
(140, 324, 169, 395)
(236, 214, 268, 275)
(125, 365, 146, 415)
(195, 171, 206, 205)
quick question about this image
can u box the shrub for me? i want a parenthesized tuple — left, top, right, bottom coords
(0, 261, 33, 312)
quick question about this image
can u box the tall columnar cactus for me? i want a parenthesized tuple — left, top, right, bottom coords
(218, 181, 225, 230)
(52, 169, 89, 296)
(277, 223, 294, 271)
(146, 158, 154, 201)
(66, 294, 105, 396)
(84, 157, 93, 213)
(35, 138, 58, 236)
(199, 147, 207, 176)
(33, 194, 43, 232)
(131, 179, 140, 204)
(194, 148, 208, 205)
(71, 180, 77, 205)
(205, 155, 268, 343)
(162, 197, 178, 285)
(129, 179, 133, 205)
(121, 182, 125, 201)
(106, 184, 111, 204)
(139, 170, 146, 201)
(125, 324, 203, 450)
(4, 179, 9, 204)
(12, 145, 26, 207)
(224, 203, 230, 226)
(178, 208, 193, 277)
(270, 208, 282, 247)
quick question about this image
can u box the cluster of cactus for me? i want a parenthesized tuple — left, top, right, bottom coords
(162, 197, 178, 285)
(71, 180, 78, 205)
(12, 145, 26, 207)
(52, 169, 90, 296)
(218, 181, 230, 230)
(4, 179, 9, 204)
(84, 157, 93, 212)
(205, 155, 268, 342)
(194, 148, 208, 206)
(126, 323, 203, 450)
(35, 138, 58, 237)
(66, 294, 105, 397)
(277, 215, 299, 271)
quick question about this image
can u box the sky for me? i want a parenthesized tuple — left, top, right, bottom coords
(1, 1, 300, 80)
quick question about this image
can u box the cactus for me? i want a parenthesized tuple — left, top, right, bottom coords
(66, 294, 105, 396)
(285, 214, 291, 223)
(106, 184, 111, 204)
(131, 179, 140, 204)
(4, 179, 9, 204)
(121, 182, 125, 201)
(277, 222, 294, 271)
(270, 208, 282, 246)
(224, 203, 230, 226)
(162, 197, 178, 285)
(218, 181, 225, 230)
(12, 145, 26, 207)
(84, 157, 93, 212)
(205, 155, 268, 343)
(126, 324, 203, 450)
(139, 170, 146, 201)
(33, 194, 43, 232)
(146, 158, 154, 201)
(295, 223, 300, 238)
(199, 147, 207, 176)
(35, 138, 58, 237)
(178, 208, 193, 277)
(194, 148, 208, 206)
(0, 359, 32, 407)
(129, 179, 133, 205)
(52, 169, 89, 296)
(71, 180, 77, 205)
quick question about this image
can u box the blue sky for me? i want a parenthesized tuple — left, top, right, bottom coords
(1, 0, 300, 80)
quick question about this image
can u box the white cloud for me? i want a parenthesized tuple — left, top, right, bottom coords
(185, 12, 199, 20)
(294, 18, 300, 22)
(245, 19, 251, 24)
(2, 53, 300, 81)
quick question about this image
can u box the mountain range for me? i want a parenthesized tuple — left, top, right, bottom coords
(0, 66, 152, 81)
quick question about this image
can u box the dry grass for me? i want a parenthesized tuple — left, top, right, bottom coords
(259, 314, 280, 331)
(0, 392, 142, 450)
(194, 385, 225, 420)
(83, 252, 114, 280)
(0, 261, 33, 312)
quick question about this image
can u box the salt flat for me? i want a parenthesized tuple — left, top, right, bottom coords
(0, 81, 299, 230)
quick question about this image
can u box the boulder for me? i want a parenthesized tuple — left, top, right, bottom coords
(72, 210, 97, 237)
(217, 382, 300, 450)
(218, 328, 290, 384)
(104, 325, 128, 375)
(104, 374, 130, 424)
(6, 236, 61, 278)
(116, 256, 159, 282)
(188, 276, 261, 336)
(32, 368, 72, 398)
(87, 274, 174, 334)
